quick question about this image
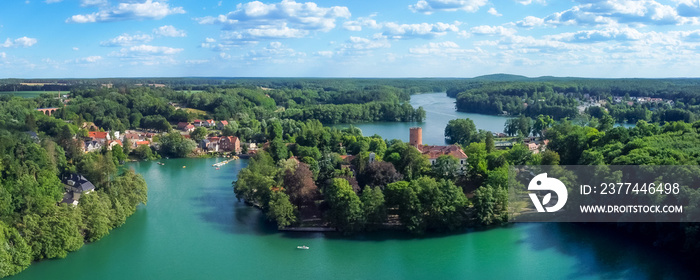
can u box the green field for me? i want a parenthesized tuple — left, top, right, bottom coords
(0, 91, 69, 98)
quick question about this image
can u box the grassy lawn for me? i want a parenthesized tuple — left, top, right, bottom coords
(0, 91, 69, 98)
(186, 108, 208, 116)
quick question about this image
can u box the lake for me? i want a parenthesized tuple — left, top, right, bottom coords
(333, 92, 634, 145)
(10, 158, 695, 279)
(333, 92, 511, 145)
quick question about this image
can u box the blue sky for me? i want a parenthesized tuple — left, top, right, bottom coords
(2, 0, 700, 78)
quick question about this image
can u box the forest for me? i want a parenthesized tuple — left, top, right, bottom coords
(3, 76, 700, 276)
(0, 96, 147, 278)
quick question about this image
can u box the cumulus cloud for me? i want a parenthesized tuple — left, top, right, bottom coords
(488, 8, 502, 16)
(516, 0, 546, 5)
(540, 0, 690, 27)
(551, 27, 645, 43)
(81, 0, 107, 7)
(0, 52, 6, 59)
(109, 44, 182, 65)
(72, 56, 103, 63)
(245, 41, 306, 62)
(383, 22, 460, 39)
(1, 37, 38, 48)
(515, 16, 545, 28)
(409, 41, 476, 56)
(154, 25, 187, 37)
(67, 0, 185, 23)
(100, 33, 153, 47)
(197, 0, 350, 41)
(409, 0, 487, 14)
(470, 25, 517, 36)
(343, 16, 381, 31)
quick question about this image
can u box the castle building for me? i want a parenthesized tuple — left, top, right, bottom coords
(409, 127, 468, 171)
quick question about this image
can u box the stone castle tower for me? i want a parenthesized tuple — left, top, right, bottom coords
(409, 127, 422, 147)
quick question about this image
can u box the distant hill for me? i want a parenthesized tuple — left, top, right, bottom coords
(471, 74, 530, 81)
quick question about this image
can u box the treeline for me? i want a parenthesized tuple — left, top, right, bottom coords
(455, 83, 579, 119)
(282, 102, 425, 124)
(0, 97, 147, 278)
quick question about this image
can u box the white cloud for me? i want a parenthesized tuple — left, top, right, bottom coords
(409, 41, 476, 56)
(154, 25, 187, 37)
(540, 0, 690, 27)
(72, 47, 79, 51)
(0, 52, 6, 59)
(409, 0, 487, 14)
(100, 33, 153, 47)
(186, 59, 209, 64)
(74, 55, 103, 63)
(343, 35, 390, 50)
(488, 8, 502, 16)
(245, 41, 306, 62)
(1, 37, 38, 48)
(109, 44, 183, 65)
(81, 0, 107, 7)
(470, 25, 517, 36)
(383, 22, 460, 39)
(515, 16, 545, 28)
(197, 0, 350, 41)
(45, 0, 62, 3)
(517, 0, 546, 5)
(551, 27, 645, 43)
(67, 0, 185, 23)
(343, 16, 381, 31)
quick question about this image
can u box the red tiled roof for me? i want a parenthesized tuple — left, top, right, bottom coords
(219, 120, 228, 126)
(185, 125, 195, 129)
(177, 122, 189, 129)
(88, 131, 108, 139)
(135, 141, 149, 146)
(416, 145, 468, 159)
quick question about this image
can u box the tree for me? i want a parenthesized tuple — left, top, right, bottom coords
(112, 144, 127, 164)
(361, 186, 386, 231)
(159, 132, 196, 158)
(79, 192, 112, 242)
(283, 163, 318, 207)
(540, 150, 560, 165)
(190, 127, 208, 142)
(221, 122, 239, 137)
(359, 161, 403, 189)
(0, 221, 32, 278)
(445, 118, 478, 145)
(133, 145, 156, 160)
(267, 192, 297, 229)
(532, 115, 554, 137)
(485, 133, 495, 153)
(269, 138, 288, 162)
(325, 178, 365, 233)
(385, 180, 424, 233)
(431, 155, 460, 180)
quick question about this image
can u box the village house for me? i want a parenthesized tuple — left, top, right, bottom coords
(106, 140, 123, 150)
(409, 127, 468, 172)
(61, 173, 96, 206)
(204, 119, 215, 127)
(183, 124, 195, 132)
(123, 132, 142, 142)
(219, 136, 241, 153)
(177, 122, 190, 130)
(193, 119, 204, 127)
(88, 131, 109, 141)
(217, 120, 229, 130)
(84, 140, 102, 153)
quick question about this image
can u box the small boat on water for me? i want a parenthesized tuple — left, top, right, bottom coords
(182, 166, 186, 168)
(216, 167, 220, 170)
(296, 246, 309, 250)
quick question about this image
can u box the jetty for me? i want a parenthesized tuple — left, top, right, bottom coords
(212, 156, 239, 167)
